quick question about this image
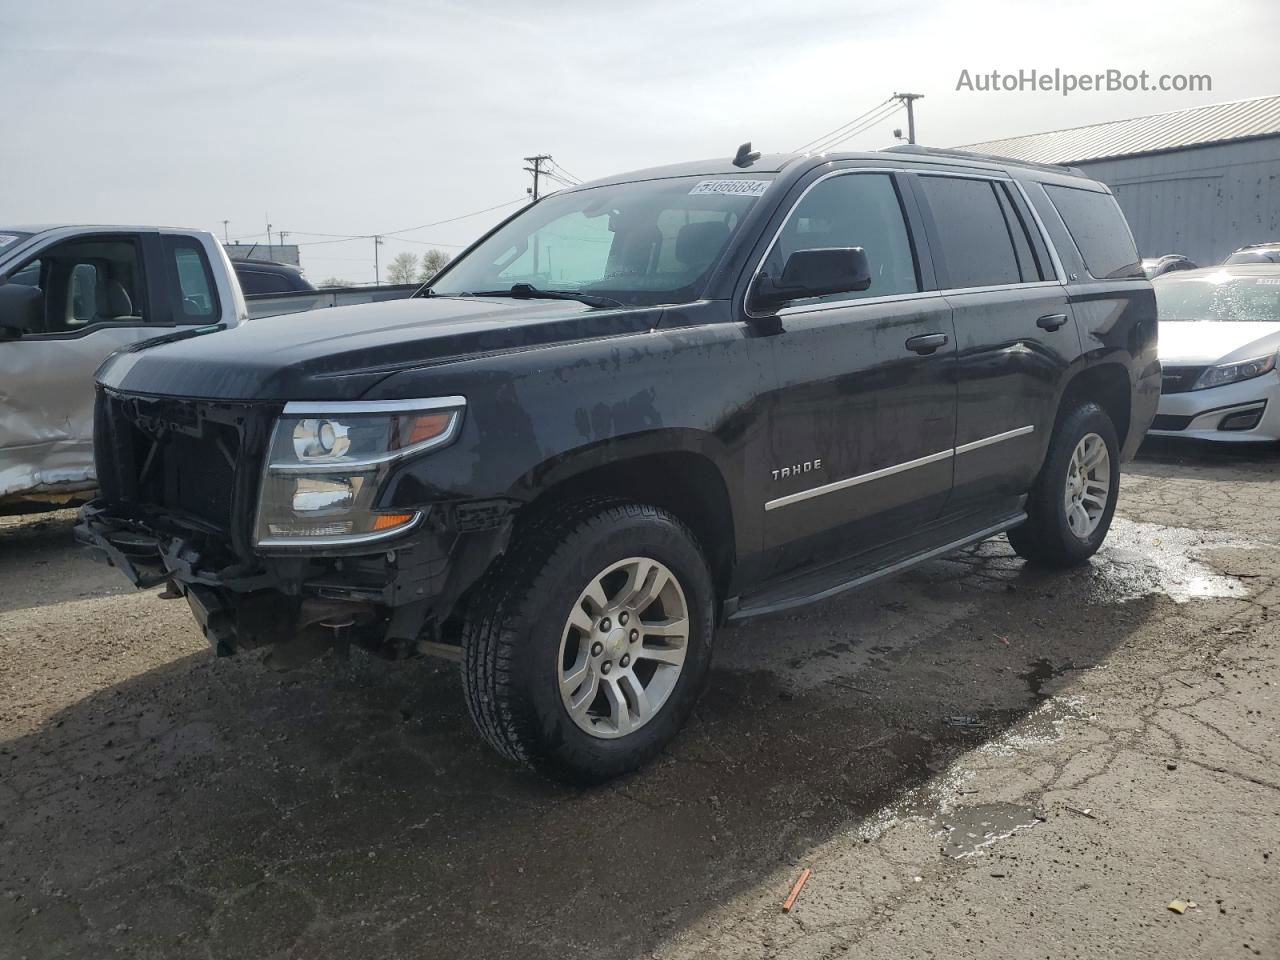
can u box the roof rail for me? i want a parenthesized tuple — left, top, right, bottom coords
(882, 144, 1085, 177)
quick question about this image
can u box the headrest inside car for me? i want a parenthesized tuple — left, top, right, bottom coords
(676, 220, 731, 269)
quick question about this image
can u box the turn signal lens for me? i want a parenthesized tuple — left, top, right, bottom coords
(371, 512, 416, 531)
(393, 413, 454, 449)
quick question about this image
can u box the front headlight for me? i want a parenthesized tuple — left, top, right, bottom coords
(1192, 353, 1277, 391)
(255, 397, 465, 547)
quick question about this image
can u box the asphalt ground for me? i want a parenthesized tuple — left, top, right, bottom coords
(1, 437, 1277, 959)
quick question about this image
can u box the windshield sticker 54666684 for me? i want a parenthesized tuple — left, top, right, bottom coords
(689, 180, 771, 198)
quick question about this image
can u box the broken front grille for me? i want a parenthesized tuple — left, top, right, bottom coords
(95, 390, 273, 541)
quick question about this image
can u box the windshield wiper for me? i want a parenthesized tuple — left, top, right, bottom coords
(460, 283, 623, 309)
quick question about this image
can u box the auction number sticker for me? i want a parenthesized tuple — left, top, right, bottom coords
(1256, 278, 1280, 285)
(689, 179, 771, 197)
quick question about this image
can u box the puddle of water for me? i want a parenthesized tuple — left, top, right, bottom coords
(852, 690, 1092, 847)
(1087, 518, 1252, 604)
(935, 802, 1046, 859)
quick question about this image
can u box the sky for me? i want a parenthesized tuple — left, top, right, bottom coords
(3, 0, 1277, 283)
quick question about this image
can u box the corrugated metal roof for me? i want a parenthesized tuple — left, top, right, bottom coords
(958, 95, 1280, 164)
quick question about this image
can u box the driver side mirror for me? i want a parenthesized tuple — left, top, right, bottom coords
(0, 283, 41, 339)
(754, 247, 873, 311)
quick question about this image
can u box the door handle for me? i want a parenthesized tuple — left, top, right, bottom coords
(1037, 313, 1069, 331)
(905, 333, 948, 355)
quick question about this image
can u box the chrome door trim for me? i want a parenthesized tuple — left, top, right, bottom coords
(954, 424, 1035, 455)
(765, 424, 1036, 511)
(765, 448, 953, 512)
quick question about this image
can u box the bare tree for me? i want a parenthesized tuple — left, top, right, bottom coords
(417, 249, 453, 283)
(386, 252, 419, 285)
(318, 276, 355, 288)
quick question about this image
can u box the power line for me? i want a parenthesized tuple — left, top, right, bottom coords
(390, 236, 467, 248)
(792, 97, 893, 153)
(541, 171, 578, 190)
(547, 159, 582, 185)
(812, 102, 905, 153)
(227, 197, 527, 249)
(381, 197, 527, 238)
(805, 100, 902, 153)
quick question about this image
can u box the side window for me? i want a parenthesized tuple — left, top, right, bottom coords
(238, 270, 293, 295)
(8, 259, 43, 289)
(1, 237, 145, 336)
(165, 236, 220, 321)
(918, 176, 1021, 289)
(763, 173, 919, 304)
(69, 263, 99, 324)
(1042, 185, 1143, 280)
(994, 184, 1048, 282)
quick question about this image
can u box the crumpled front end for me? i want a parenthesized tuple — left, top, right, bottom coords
(77, 388, 490, 662)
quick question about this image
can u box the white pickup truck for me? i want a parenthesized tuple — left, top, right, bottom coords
(0, 224, 430, 514)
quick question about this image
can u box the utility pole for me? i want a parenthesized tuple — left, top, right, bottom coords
(893, 92, 924, 144)
(266, 220, 273, 259)
(523, 154, 551, 201)
(277, 230, 289, 259)
(221, 220, 230, 244)
(373, 235, 384, 286)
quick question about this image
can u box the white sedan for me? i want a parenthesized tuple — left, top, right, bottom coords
(1151, 265, 1280, 443)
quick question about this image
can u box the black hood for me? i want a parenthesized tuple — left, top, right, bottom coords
(96, 296, 662, 401)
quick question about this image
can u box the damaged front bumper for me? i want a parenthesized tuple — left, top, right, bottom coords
(76, 500, 513, 660)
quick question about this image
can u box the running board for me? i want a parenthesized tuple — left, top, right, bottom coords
(727, 512, 1026, 622)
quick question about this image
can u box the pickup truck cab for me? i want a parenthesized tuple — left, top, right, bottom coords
(79, 146, 1159, 782)
(0, 226, 246, 513)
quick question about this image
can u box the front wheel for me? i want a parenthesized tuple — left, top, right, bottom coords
(461, 499, 715, 784)
(1008, 401, 1120, 567)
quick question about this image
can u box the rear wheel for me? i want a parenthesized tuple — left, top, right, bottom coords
(461, 499, 715, 783)
(1008, 401, 1120, 567)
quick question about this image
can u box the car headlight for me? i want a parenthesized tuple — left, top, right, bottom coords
(1192, 353, 1278, 390)
(254, 397, 465, 547)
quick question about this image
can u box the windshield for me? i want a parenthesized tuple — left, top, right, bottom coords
(1225, 249, 1280, 264)
(1155, 273, 1280, 322)
(430, 175, 776, 306)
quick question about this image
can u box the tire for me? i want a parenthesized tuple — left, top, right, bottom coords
(1007, 401, 1120, 567)
(461, 498, 715, 784)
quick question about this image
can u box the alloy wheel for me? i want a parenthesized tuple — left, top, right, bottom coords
(557, 557, 690, 739)
(1063, 432, 1111, 539)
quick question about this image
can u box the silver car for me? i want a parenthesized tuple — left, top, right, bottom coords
(0, 225, 246, 514)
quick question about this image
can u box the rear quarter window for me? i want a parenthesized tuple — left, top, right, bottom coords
(1043, 185, 1142, 280)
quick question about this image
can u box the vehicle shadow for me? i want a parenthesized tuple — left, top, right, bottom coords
(0, 537, 1168, 960)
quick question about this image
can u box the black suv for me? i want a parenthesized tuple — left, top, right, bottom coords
(231, 258, 316, 295)
(80, 145, 1158, 782)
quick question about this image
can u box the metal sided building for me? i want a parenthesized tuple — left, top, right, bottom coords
(959, 95, 1280, 267)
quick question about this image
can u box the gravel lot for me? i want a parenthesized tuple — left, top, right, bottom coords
(1, 440, 1277, 960)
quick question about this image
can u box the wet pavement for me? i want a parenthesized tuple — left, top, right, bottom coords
(1, 439, 1277, 959)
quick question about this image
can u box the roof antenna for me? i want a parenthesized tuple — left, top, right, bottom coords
(732, 142, 761, 168)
